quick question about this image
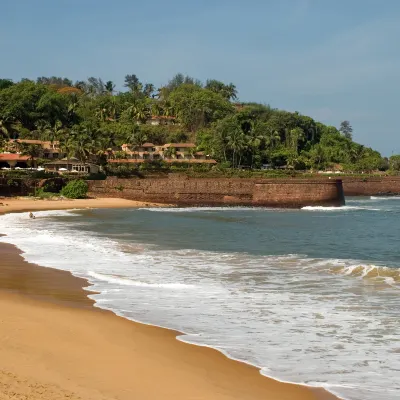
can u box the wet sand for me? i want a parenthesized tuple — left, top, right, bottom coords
(0, 199, 339, 400)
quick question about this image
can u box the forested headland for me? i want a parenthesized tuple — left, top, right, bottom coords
(0, 74, 399, 174)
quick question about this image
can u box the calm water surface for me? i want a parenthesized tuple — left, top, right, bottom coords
(0, 196, 399, 400)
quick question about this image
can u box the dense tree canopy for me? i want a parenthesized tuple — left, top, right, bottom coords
(0, 74, 391, 172)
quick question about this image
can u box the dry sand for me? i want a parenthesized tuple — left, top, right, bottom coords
(0, 198, 339, 400)
(0, 196, 170, 215)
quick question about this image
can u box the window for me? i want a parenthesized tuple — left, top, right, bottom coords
(72, 165, 88, 172)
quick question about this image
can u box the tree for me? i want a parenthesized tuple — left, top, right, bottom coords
(389, 155, 400, 171)
(169, 84, 234, 131)
(87, 77, 106, 96)
(59, 129, 77, 170)
(0, 81, 49, 130)
(227, 128, 247, 167)
(20, 143, 42, 167)
(124, 74, 142, 93)
(163, 146, 176, 159)
(0, 76, 386, 173)
(143, 83, 155, 98)
(0, 79, 14, 90)
(205, 79, 238, 101)
(42, 120, 65, 144)
(0, 116, 19, 139)
(339, 120, 353, 140)
(37, 76, 73, 87)
(105, 81, 115, 95)
(61, 180, 88, 198)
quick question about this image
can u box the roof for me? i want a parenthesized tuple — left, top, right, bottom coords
(61, 157, 79, 161)
(150, 116, 175, 120)
(11, 139, 53, 145)
(163, 143, 196, 148)
(108, 159, 146, 163)
(44, 159, 96, 166)
(121, 143, 155, 148)
(165, 159, 217, 164)
(0, 154, 30, 161)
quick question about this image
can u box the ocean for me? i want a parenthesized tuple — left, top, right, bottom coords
(0, 196, 399, 400)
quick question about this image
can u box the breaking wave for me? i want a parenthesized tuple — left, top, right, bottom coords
(88, 271, 195, 289)
(0, 208, 399, 400)
(301, 206, 381, 211)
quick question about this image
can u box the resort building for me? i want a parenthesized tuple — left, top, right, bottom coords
(146, 116, 176, 126)
(44, 158, 100, 174)
(109, 143, 217, 165)
(6, 139, 66, 159)
(0, 153, 30, 169)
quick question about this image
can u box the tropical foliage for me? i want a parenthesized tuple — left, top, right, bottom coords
(60, 179, 88, 198)
(0, 74, 392, 172)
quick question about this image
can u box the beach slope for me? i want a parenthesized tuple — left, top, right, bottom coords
(0, 200, 338, 400)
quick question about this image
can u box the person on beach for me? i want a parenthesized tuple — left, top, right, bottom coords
(29, 212, 35, 219)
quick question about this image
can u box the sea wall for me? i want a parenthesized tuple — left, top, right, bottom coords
(341, 177, 400, 196)
(87, 176, 345, 208)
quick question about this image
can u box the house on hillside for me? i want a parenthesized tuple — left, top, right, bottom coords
(44, 158, 100, 174)
(109, 142, 217, 165)
(146, 116, 176, 126)
(0, 153, 30, 169)
(8, 139, 66, 159)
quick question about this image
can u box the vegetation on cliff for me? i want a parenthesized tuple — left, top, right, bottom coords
(0, 75, 397, 173)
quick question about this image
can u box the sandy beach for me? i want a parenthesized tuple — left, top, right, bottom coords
(0, 198, 339, 400)
(0, 196, 171, 215)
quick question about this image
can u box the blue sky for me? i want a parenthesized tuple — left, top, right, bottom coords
(1, 0, 399, 155)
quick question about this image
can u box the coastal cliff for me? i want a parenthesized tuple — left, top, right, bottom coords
(87, 177, 345, 208)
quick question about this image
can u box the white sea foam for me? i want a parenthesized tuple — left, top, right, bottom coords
(0, 209, 399, 400)
(301, 205, 381, 211)
(88, 271, 195, 289)
(370, 196, 400, 200)
(140, 206, 269, 212)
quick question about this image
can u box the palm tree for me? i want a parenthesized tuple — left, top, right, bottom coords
(126, 101, 151, 124)
(105, 81, 115, 95)
(265, 129, 281, 150)
(227, 129, 247, 168)
(123, 124, 147, 150)
(0, 116, 20, 140)
(44, 120, 64, 144)
(224, 83, 238, 101)
(20, 143, 41, 168)
(163, 146, 176, 160)
(287, 127, 305, 155)
(59, 130, 76, 170)
(113, 151, 129, 160)
(0, 118, 11, 139)
(143, 83, 155, 98)
(185, 146, 196, 164)
(246, 129, 264, 168)
(72, 132, 95, 164)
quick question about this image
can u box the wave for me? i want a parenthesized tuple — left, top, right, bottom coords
(301, 206, 381, 211)
(331, 264, 400, 287)
(1, 209, 399, 400)
(370, 196, 400, 200)
(140, 206, 268, 212)
(88, 271, 195, 289)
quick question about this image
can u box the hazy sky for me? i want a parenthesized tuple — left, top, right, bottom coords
(1, 0, 399, 155)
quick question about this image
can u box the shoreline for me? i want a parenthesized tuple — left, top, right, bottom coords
(0, 198, 340, 400)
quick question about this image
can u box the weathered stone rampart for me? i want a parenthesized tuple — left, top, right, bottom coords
(87, 176, 345, 208)
(341, 177, 400, 196)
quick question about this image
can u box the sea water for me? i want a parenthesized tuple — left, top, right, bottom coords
(0, 197, 399, 400)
